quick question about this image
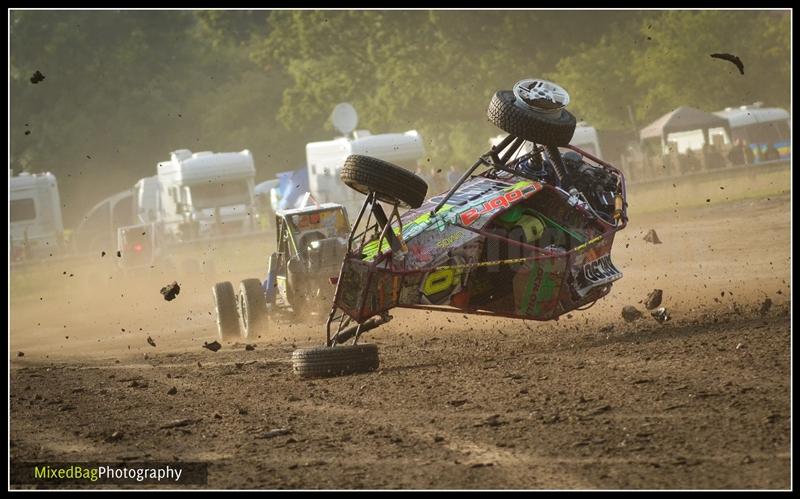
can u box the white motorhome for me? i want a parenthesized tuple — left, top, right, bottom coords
(570, 122, 603, 159)
(74, 190, 134, 254)
(489, 122, 603, 160)
(714, 104, 791, 161)
(156, 149, 257, 240)
(10, 171, 64, 260)
(305, 129, 426, 216)
(134, 175, 160, 224)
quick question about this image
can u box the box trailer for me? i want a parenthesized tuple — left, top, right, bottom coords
(10, 171, 65, 260)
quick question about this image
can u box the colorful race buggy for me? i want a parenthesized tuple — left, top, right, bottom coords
(291, 79, 630, 378)
(212, 200, 351, 340)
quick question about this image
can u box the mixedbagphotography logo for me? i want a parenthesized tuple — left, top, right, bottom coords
(10, 462, 208, 486)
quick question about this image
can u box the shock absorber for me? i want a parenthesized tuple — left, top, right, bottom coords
(545, 144, 567, 185)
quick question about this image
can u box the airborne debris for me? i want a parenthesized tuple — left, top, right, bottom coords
(644, 289, 663, 310)
(159, 418, 199, 430)
(759, 297, 772, 317)
(160, 281, 181, 301)
(105, 431, 124, 442)
(643, 229, 662, 244)
(710, 53, 744, 75)
(621, 306, 643, 322)
(261, 428, 292, 439)
(17, 352, 24, 357)
(146, 336, 156, 347)
(30, 70, 46, 84)
(203, 341, 222, 352)
(651, 307, 671, 323)
(245, 344, 255, 351)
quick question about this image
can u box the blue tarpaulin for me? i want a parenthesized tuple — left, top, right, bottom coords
(276, 167, 310, 211)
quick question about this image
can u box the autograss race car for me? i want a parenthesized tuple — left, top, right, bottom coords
(290, 79, 629, 378)
(212, 200, 351, 340)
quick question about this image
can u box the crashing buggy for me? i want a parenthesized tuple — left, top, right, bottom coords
(290, 79, 629, 378)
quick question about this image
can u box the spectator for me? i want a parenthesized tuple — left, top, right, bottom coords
(706, 143, 726, 170)
(743, 141, 756, 165)
(763, 143, 780, 162)
(683, 149, 701, 173)
(727, 139, 746, 166)
(447, 165, 462, 186)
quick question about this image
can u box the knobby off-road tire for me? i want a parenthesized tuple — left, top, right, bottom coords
(239, 278, 268, 340)
(213, 281, 241, 340)
(340, 155, 428, 209)
(292, 344, 380, 378)
(487, 90, 577, 146)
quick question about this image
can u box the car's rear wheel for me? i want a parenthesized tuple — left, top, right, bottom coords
(340, 155, 428, 209)
(239, 278, 268, 339)
(213, 281, 241, 341)
(487, 84, 577, 146)
(292, 344, 380, 378)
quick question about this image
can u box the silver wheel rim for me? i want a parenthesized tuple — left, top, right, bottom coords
(512, 79, 570, 114)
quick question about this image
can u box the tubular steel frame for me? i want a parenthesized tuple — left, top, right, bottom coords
(324, 133, 629, 346)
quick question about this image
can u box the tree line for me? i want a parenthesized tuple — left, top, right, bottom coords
(10, 10, 789, 227)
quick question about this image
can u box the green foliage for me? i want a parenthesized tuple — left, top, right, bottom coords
(551, 10, 790, 129)
(10, 10, 790, 228)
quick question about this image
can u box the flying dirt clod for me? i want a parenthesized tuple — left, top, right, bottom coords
(30, 70, 45, 84)
(645, 289, 664, 310)
(759, 297, 773, 317)
(160, 281, 181, 301)
(651, 307, 671, 323)
(643, 229, 662, 244)
(710, 53, 744, 75)
(622, 306, 643, 322)
(203, 341, 222, 352)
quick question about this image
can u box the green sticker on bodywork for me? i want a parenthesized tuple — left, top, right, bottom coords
(519, 259, 559, 316)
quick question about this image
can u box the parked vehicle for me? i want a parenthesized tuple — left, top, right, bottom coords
(491, 121, 603, 162)
(156, 149, 258, 242)
(305, 103, 426, 219)
(10, 171, 65, 261)
(73, 190, 134, 255)
(115, 222, 158, 271)
(714, 103, 791, 162)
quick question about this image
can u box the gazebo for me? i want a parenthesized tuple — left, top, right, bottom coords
(640, 106, 732, 153)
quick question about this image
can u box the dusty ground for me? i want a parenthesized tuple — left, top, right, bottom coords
(9, 192, 791, 490)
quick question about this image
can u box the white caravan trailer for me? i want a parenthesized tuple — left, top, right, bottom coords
(570, 122, 603, 159)
(305, 130, 426, 217)
(156, 149, 257, 241)
(134, 175, 161, 224)
(10, 171, 64, 260)
(714, 104, 791, 161)
(489, 122, 603, 160)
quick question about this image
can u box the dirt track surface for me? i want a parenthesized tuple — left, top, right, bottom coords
(10, 194, 792, 489)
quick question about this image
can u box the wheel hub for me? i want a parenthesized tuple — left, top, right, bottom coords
(513, 79, 570, 113)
